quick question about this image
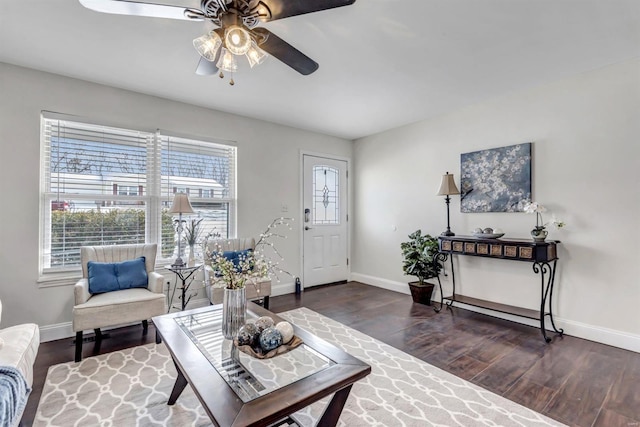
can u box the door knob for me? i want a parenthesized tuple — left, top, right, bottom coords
(305, 226, 313, 230)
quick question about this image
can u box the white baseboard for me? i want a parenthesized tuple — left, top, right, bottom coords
(350, 273, 410, 295)
(351, 272, 640, 353)
(272, 280, 295, 297)
(39, 322, 75, 343)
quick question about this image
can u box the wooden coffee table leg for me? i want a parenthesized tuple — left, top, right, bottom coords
(316, 385, 353, 427)
(168, 362, 188, 405)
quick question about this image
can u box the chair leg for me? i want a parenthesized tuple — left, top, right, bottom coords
(142, 319, 149, 334)
(75, 331, 83, 362)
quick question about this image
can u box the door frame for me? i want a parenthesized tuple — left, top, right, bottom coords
(299, 150, 352, 290)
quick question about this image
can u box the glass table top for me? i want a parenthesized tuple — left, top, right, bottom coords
(174, 307, 335, 403)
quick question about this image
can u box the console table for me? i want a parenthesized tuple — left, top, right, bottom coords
(437, 235, 563, 342)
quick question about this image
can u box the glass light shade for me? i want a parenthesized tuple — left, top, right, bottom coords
(245, 40, 268, 68)
(193, 31, 222, 62)
(216, 47, 238, 73)
(224, 25, 252, 55)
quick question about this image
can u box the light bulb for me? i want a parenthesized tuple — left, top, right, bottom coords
(224, 25, 252, 55)
(193, 31, 222, 62)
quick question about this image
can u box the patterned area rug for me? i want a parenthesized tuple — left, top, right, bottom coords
(34, 308, 565, 426)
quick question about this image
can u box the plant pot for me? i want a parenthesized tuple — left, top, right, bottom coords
(408, 281, 435, 306)
(531, 226, 548, 242)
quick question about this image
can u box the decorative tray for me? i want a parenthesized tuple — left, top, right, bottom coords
(234, 335, 303, 359)
(472, 232, 505, 239)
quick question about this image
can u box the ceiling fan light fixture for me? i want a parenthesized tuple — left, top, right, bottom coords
(245, 40, 268, 68)
(216, 47, 238, 73)
(193, 30, 222, 61)
(225, 25, 252, 55)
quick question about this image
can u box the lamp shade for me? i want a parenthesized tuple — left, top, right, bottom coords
(436, 172, 460, 196)
(246, 40, 268, 68)
(193, 30, 222, 62)
(169, 193, 194, 214)
(216, 47, 238, 73)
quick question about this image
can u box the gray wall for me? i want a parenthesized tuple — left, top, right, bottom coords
(352, 59, 640, 351)
(0, 62, 352, 333)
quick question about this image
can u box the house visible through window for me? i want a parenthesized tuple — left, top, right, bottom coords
(40, 113, 236, 276)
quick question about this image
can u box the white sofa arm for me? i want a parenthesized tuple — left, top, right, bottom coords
(74, 278, 91, 305)
(148, 271, 164, 294)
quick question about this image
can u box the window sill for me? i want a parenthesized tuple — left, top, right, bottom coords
(37, 272, 81, 288)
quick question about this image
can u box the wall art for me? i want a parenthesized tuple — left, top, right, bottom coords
(460, 143, 531, 213)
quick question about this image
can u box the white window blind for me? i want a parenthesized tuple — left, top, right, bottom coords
(40, 115, 237, 276)
(159, 134, 237, 259)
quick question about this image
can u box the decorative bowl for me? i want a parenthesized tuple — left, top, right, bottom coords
(472, 232, 505, 239)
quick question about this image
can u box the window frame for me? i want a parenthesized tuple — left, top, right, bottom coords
(39, 112, 237, 283)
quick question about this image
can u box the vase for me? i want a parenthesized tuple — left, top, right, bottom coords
(222, 287, 246, 339)
(531, 226, 548, 242)
(188, 244, 196, 267)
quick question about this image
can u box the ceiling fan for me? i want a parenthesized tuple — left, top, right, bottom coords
(79, 0, 356, 84)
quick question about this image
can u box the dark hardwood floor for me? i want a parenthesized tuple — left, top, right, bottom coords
(23, 282, 640, 427)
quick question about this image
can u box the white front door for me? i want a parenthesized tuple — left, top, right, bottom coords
(302, 154, 349, 288)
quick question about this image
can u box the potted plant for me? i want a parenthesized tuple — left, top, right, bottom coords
(400, 230, 443, 305)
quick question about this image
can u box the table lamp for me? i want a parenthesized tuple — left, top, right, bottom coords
(436, 172, 460, 236)
(169, 192, 194, 267)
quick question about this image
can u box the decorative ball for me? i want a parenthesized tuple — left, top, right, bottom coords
(275, 321, 294, 344)
(236, 327, 254, 346)
(483, 227, 494, 234)
(237, 323, 259, 346)
(259, 327, 283, 352)
(473, 227, 483, 234)
(255, 316, 274, 332)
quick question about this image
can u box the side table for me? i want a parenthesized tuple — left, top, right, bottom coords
(166, 264, 201, 311)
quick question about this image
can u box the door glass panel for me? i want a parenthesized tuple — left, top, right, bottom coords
(313, 166, 339, 225)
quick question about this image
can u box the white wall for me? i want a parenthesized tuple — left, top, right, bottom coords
(0, 62, 352, 334)
(352, 59, 640, 352)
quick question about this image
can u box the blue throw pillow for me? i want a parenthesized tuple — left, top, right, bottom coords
(223, 249, 253, 271)
(88, 261, 119, 294)
(116, 257, 148, 289)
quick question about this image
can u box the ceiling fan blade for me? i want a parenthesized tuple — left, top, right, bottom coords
(79, 0, 205, 21)
(258, 0, 355, 22)
(195, 57, 219, 76)
(252, 28, 318, 75)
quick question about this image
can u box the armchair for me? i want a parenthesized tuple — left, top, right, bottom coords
(72, 244, 165, 362)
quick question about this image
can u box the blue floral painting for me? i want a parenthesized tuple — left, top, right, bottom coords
(460, 143, 532, 213)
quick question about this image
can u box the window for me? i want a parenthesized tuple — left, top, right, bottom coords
(40, 114, 236, 276)
(312, 165, 340, 225)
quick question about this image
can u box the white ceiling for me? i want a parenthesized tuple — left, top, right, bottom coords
(1, 0, 639, 140)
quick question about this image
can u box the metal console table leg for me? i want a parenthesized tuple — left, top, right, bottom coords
(533, 260, 564, 342)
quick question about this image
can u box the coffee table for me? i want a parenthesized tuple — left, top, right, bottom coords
(152, 303, 371, 426)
